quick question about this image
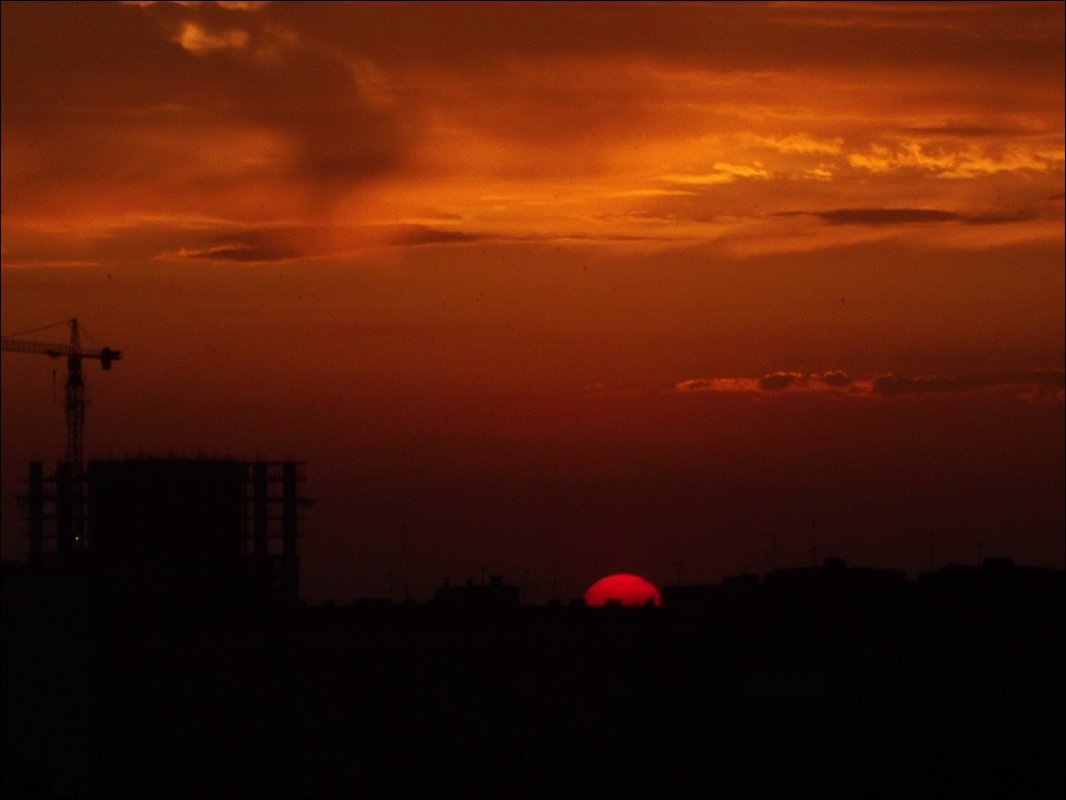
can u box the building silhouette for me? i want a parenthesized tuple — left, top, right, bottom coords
(4, 470, 1063, 799)
(21, 457, 306, 606)
(433, 574, 520, 609)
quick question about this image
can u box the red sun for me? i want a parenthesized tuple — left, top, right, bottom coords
(584, 573, 662, 607)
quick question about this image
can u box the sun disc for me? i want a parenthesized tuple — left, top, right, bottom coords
(584, 573, 661, 607)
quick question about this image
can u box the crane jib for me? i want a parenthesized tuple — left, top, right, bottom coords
(1, 339, 122, 364)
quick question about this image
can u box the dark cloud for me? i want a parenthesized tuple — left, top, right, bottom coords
(388, 226, 483, 247)
(171, 243, 295, 263)
(758, 372, 802, 391)
(817, 208, 959, 225)
(773, 208, 1047, 227)
(871, 370, 1065, 397)
(159, 223, 483, 263)
(151, 3, 413, 186)
(818, 370, 852, 387)
(1, 1, 412, 218)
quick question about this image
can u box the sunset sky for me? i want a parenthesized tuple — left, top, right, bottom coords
(2, 1, 1063, 602)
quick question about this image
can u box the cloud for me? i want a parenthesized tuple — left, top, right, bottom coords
(2, 2, 1062, 263)
(164, 242, 295, 262)
(845, 141, 1064, 178)
(713, 162, 772, 179)
(389, 226, 483, 247)
(592, 211, 700, 223)
(173, 22, 250, 53)
(846, 143, 956, 173)
(122, 2, 269, 8)
(871, 370, 1065, 397)
(774, 208, 1045, 227)
(818, 370, 852, 387)
(673, 370, 1065, 401)
(156, 223, 483, 263)
(659, 162, 771, 186)
(216, 1, 269, 10)
(754, 133, 843, 154)
(758, 372, 804, 391)
(803, 165, 835, 180)
(658, 173, 739, 186)
(2, 1, 414, 223)
(674, 377, 760, 393)
(817, 208, 958, 225)
(676, 372, 837, 395)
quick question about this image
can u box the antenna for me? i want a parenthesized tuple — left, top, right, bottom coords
(402, 524, 411, 603)
(550, 529, 559, 601)
(811, 519, 818, 567)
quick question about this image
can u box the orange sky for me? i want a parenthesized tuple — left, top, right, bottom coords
(2, 2, 1063, 601)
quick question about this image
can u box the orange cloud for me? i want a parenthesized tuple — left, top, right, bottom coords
(846, 140, 1064, 178)
(2, 1, 1062, 262)
(174, 21, 249, 53)
(672, 370, 1065, 401)
(755, 133, 843, 154)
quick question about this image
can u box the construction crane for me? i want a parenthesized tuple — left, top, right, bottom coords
(2, 318, 121, 546)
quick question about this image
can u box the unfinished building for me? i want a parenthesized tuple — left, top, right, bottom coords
(22, 458, 306, 606)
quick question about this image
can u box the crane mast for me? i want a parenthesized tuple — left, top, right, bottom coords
(1, 318, 122, 548)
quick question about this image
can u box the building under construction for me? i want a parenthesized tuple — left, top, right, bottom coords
(22, 457, 307, 606)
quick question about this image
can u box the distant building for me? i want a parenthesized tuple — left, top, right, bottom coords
(433, 575, 520, 609)
(919, 557, 1064, 598)
(21, 457, 307, 606)
(662, 559, 908, 624)
(764, 557, 905, 591)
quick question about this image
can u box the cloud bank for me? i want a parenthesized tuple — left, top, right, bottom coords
(673, 369, 1065, 401)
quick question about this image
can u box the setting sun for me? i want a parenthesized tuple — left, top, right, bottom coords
(585, 573, 662, 607)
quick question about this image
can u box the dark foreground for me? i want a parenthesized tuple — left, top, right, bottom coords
(3, 565, 1062, 799)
